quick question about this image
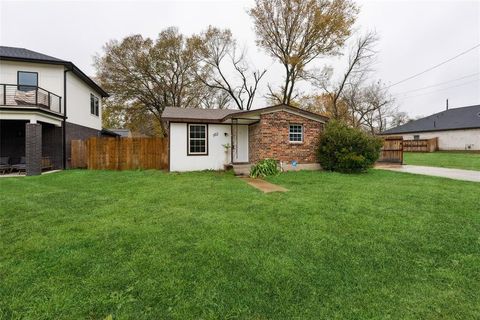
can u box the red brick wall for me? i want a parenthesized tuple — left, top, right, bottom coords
(248, 111, 324, 163)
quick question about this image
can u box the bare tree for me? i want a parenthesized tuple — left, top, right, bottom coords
(195, 26, 267, 110)
(249, 0, 358, 105)
(358, 81, 396, 134)
(390, 111, 411, 128)
(310, 31, 379, 119)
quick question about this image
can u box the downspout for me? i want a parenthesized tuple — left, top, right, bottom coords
(63, 65, 72, 169)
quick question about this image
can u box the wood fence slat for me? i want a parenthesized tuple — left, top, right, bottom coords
(70, 137, 168, 170)
(378, 136, 403, 164)
(404, 137, 438, 152)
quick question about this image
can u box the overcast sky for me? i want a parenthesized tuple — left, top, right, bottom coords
(1, 0, 479, 117)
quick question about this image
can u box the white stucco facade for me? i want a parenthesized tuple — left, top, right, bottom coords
(399, 129, 480, 150)
(169, 123, 233, 171)
(0, 61, 64, 97)
(0, 60, 102, 130)
(66, 72, 102, 130)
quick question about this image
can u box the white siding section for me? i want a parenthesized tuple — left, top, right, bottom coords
(232, 124, 249, 163)
(170, 123, 231, 171)
(0, 60, 103, 130)
(399, 129, 480, 150)
(0, 61, 64, 104)
(66, 73, 102, 130)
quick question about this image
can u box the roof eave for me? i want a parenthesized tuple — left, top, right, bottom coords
(381, 126, 480, 135)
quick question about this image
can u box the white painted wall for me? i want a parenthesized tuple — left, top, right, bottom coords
(0, 60, 102, 130)
(66, 72, 102, 130)
(232, 124, 249, 163)
(0, 60, 64, 104)
(399, 129, 480, 150)
(169, 123, 232, 171)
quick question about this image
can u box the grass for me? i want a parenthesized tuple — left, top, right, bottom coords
(404, 151, 480, 171)
(1, 169, 479, 319)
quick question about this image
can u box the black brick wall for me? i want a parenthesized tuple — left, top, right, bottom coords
(26, 123, 42, 176)
(42, 124, 63, 169)
(65, 122, 101, 168)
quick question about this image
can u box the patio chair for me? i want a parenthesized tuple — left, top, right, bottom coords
(42, 157, 53, 171)
(0, 157, 11, 174)
(11, 156, 26, 173)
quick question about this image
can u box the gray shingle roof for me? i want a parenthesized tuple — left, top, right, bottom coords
(382, 105, 480, 134)
(162, 105, 328, 123)
(162, 107, 243, 122)
(0, 46, 66, 63)
(0, 46, 109, 97)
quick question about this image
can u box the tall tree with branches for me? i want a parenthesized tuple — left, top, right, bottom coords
(310, 30, 379, 119)
(95, 27, 205, 136)
(194, 26, 267, 110)
(249, 0, 357, 105)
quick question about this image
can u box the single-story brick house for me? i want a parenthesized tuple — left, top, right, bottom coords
(162, 104, 328, 172)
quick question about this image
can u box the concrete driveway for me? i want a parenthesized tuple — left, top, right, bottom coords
(376, 164, 480, 183)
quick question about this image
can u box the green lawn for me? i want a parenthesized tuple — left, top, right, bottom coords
(1, 170, 479, 319)
(404, 151, 480, 171)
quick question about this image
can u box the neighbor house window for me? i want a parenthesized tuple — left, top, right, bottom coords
(90, 94, 99, 116)
(188, 124, 207, 155)
(413, 135, 420, 140)
(17, 71, 38, 91)
(289, 124, 303, 142)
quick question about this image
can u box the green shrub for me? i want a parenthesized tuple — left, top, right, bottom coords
(317, 120, 383, 173)
(250, 159, 280, 178)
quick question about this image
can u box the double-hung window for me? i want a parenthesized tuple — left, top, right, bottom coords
(289, 124, 303, 143)
(18, 71, 38, 92)
(188, 124, 207, 155)
(90, 94, 99, 116)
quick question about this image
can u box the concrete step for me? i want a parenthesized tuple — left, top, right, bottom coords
(232, 163, 252, 176)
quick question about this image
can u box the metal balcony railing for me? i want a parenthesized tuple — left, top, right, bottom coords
(0, 84, 62, 114)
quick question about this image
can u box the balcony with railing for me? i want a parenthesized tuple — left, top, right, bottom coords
(0, 84, 62, 114)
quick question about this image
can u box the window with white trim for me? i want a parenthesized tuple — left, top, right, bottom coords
(289, 124, 303, 142)
(188, 124, 207, 155)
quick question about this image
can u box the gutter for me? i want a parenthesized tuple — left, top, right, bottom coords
(63, 66, 72, 169)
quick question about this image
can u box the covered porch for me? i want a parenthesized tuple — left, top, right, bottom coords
(0, 118, 63, 175)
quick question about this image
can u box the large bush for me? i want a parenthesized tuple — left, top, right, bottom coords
(317, 121, 382, 173)
(250, 159, 280, 178)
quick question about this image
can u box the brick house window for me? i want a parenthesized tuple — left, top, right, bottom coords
(90, 94, 99, 116)
(289, 124, 303, 142)
(413, 135, 420, 140)
(188, 124, 208, 155)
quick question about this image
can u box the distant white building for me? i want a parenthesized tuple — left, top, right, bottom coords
(381, 105, 480, 151)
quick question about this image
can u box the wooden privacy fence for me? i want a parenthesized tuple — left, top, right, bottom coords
(71, 137, 168, 170)
(378, 136, 403, 164)
(403, 137, 438, 152)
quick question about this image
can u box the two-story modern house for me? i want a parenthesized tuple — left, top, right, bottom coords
(0, 46, 114, 175)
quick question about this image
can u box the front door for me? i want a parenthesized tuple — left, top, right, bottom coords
(232, 124, 249, 163)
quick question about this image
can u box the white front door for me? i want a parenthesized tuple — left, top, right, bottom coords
(232, 124, 249, 163)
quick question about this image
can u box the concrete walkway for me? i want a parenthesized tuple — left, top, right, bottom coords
(376, 164, 480, 183)
(240, 177, 288, 193)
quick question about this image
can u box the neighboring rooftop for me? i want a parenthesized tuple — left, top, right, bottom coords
(109, 129, 131, 138)
(382, 104, 480, 135)
(0, 46, 108, 97)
